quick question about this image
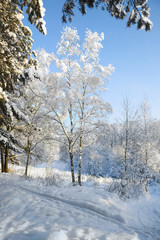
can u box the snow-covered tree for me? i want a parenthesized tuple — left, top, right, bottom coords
(0, 0, 47, 172)
(17, 65, 56, 176)
(75, 29, 114, 185)
(148, 120, 160, 173)
(139, 101, 152, 164)
(43, 27, 81, 184)
(42, 27, 114, 184)
(62, 0, 153, 31)
(137, 101, 153, 191)
(0, 0, 46, 92)
(0, 87, 28, 172)
(121, 96, 132, 172)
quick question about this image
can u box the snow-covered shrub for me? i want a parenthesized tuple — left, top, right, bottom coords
(108, 162, 151, 200)
(108, 178, 145, 200)
(34, 174, 58, 187)
(45, 176, 57, 186)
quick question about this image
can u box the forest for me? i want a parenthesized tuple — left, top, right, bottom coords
(1, 25, 160, 194)
(0, 1, 160, 240)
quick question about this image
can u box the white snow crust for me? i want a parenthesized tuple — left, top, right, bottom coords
(0, 166, 160, 240)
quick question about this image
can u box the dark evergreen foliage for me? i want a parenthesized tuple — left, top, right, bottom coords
(62, 0, 152, 31)
(0, 128, 22, 152)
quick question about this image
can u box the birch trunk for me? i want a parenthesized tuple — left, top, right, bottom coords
(78, 134, 82, 186)
(68, 109, 75, 183)
(78, 84, 86, 186)
(69, 142, 75, 183)
(78, 118, 84, 186)
(145, 147, 149, 192)
(68, 59, 75, 184)
(124, 121, 128, 173)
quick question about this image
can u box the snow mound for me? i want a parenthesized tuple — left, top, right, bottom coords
(48, 230, 68, 240)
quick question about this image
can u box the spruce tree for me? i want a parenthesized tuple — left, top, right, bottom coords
(0, 0, 46, 172)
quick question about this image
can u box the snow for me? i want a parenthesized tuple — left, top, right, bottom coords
(38, 0, 47, 35)
(0, 165, 160, 240)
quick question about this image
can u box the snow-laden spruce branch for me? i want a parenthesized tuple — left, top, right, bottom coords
(62, 0, 153, 32)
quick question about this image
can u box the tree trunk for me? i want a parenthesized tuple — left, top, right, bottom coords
(25, 150, 30, 176)
(145, 147, 148, 165)
(25, 136, 30, 176)
(145, 147, 148, 192)
(124, 128, 128, 173)
(78, 134, 83, 186)
(145, 180, 149, 192)
(68, 91, 75, 183)
(1, 146, 4, 172)
(69, 152, 75, 183)
(78, 88, 85, 186)
(78, 154, 82, 186)
(69, 140, 75, 183)
(4, 145, 9, 173)
(124, 147, 127, 173)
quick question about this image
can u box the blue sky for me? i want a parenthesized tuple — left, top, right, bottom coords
(24, 1, 160, 121)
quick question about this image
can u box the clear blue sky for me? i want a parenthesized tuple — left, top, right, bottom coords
(24, 0, 160, 121)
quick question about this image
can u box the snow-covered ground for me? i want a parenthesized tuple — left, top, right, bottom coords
(0, 165, 160, 240)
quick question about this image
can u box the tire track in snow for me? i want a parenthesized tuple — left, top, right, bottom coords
(18, 185, 126, 225)
(1, 176, 159, 240)
(17, 185, 159, 239)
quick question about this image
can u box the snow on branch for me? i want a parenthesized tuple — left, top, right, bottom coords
(0, 128, 23, 152)
(62, 0, 153, 31)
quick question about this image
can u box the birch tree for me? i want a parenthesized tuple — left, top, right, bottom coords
(42, 27, 114, 184)
(76, 29, 114, 185)
(44, 27, 81, 184)
(139, 101, 152, 191)
(139, 101, 151, 165)
(18, 63, 55, 176)
(120, 96, 139, 174)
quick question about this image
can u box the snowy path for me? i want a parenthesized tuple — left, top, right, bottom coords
(0, 173, 160, 240)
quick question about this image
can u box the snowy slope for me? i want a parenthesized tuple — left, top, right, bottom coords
(0, 167, 160, 240)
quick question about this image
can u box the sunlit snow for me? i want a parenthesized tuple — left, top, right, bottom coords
(0, 165, 160, 240)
